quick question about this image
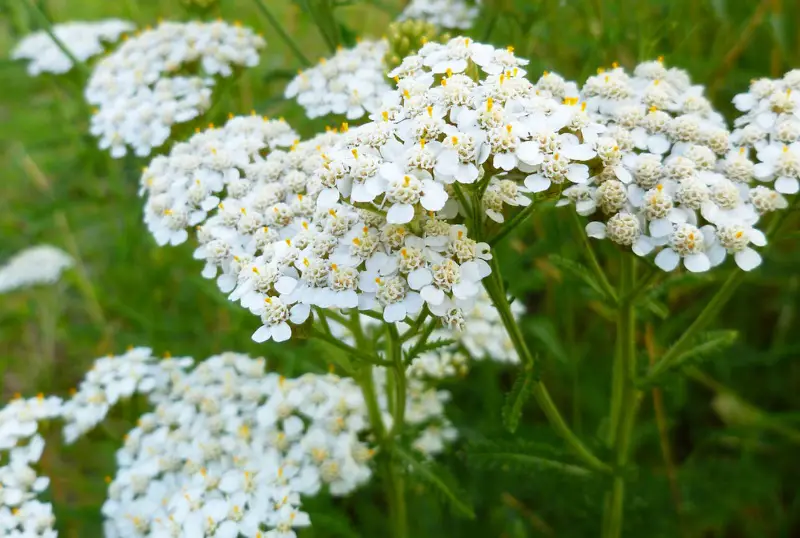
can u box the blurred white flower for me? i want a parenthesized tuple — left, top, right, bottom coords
(86, 20, 266, 157)
(398, 0, 482, 30)
(0, 245, 73, 294)
(11, 19, 133, 76)
(285, 40, 391, 120)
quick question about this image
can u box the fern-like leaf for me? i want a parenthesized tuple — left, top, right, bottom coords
(394, 447, 476, 519)
(466, 440, 593, 478)
(640, 330, 739, 388)
(502, 364, 535, 433)
(548, 254, 613, 301)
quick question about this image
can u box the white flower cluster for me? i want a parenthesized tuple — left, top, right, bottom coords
(398, 0, 481, 30)
(86, 21, 265, 158)
(562, 59, 779, 272)
(11, 19, 133, 76)
(0, 395, 62, 537)
(61, 347, 193, 443)
(141, 113, 493, 342)
(285, 39, 391, 120)
(50, 349, 453, 537)
(142, 114, 299, 246)
(732, 70, 800, 196)
(0, 245, 73, 293)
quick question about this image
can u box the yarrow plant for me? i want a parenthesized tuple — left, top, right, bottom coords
(86, 20, 265, 158)
(10, 19, 133, 76)
(6, 3, 799, 538)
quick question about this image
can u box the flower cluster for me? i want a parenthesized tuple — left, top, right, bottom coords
(0, 245, 73, 293)
(285, 40, 391, 120)
(50, 349, 454, 537)
(337, 37, 597, 230)
(732, 70, 800, 196)
(86, 21, 265, 158)
(60, 347, 192, 443)
(398, 0, 481, 30)
(11, 19, 133, 76)
(141, 114, 299, 247)
(0, 395, 62, 537)
(559, 60, 779, 272)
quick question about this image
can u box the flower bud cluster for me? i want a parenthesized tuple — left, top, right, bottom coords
(285, 40, 391, 120)
(0, 245, 73, 294)
(86, 21, 265, 158)
(559, 59, 779, 272)
(11, 19, 133, 76)
(732, 70, 800, 196)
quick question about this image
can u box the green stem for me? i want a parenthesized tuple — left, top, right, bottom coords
(251, 0, 312, 67)
(642, 271, 744, 384)
(310, 327, 392, 366)
(602, 254, 640, 538)
(387, 325, 406, 439)
(484, 256, 612, 474)
(23, 0, 90, 78)
(571, 211, 618, 303)
(488, 201, 537, 246)
(452, 182, 474, 220)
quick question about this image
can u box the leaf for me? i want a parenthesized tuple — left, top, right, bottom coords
(466, 440, 593, 478)
(502, 364, 535, 433)
(394, 447, 476, 519)
(641, 330, 739, 387)
(548, 254, 611, 301)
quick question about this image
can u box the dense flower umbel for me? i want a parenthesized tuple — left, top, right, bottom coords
(86, 21, 265, 158)
(47, 350, 454, 537)
(398, 0, 481, 30)
(0, 395, 61, 537)
(285, 40, 391, 120)
(141, 114, 298, 247)
(141, 114, 491, 340)
(11, 19, 133, 76)
(732, 70, 800, 196)
(324, 36, 596, 231)
(559, 59, 779, 272)
(0, 245, 73, 293)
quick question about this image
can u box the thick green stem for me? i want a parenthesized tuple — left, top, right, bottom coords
(602, 254, 640, 538)
(251, 0, 312, 67)
(485, 256, 612, 474)
(386, 325, 409, 538)
(351, 323, 407, 538)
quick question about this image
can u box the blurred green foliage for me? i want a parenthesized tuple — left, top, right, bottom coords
(0, 0, 799, 536)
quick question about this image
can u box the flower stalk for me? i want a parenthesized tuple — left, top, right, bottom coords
(484, 255, 612, 474)
(251, 0, 312, 67)
(601, 253, 641, 538)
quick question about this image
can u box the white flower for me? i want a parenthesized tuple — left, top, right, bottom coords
(706, 222, 767, 271)
(398, 0, 481, 30)
(0, 245, 73, 294)
(87, 21, 266, 157)
(285, 40, 391, 120)
(252, 297, 310, 342)
(654, 223, 711, 272)
(754, 142, 800, 194)
(11, 19, 133, 76)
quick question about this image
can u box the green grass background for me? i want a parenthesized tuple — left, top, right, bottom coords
(1, 0, 799, 536)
